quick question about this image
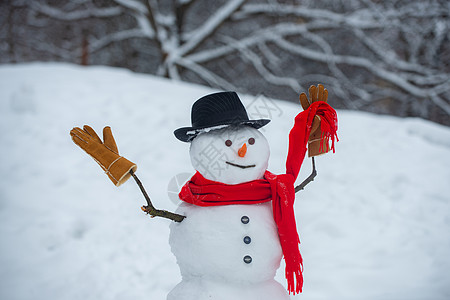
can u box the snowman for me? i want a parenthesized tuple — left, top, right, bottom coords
(70, 86, 338, 300)
(169, 92, 285, 300)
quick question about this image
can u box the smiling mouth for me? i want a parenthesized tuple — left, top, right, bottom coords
(226, 161, 256, 169)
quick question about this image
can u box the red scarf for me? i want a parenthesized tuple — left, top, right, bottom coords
(179, 101, 338, 294)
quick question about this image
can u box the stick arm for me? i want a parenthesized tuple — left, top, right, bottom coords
(130, 170, 186, 222)
(294, 157, 317, 193)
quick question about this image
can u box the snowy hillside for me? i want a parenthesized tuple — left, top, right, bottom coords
(0, 63, 449, 300)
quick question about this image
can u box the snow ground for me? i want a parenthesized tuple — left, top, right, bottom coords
(0, 63, 449, 300)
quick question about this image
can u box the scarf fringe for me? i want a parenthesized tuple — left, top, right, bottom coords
(286, 262, 304, 295)
(318, 105, 339, 154)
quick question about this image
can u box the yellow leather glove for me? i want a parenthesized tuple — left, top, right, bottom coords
(299, 84, 329, 157)
(70, 125, 137, 186)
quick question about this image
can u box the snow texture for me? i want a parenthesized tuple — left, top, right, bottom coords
(0, 63, 450, 300)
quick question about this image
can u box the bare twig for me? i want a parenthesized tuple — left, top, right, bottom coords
(130, 170, 185, 222)
(295, 157, 317, 193)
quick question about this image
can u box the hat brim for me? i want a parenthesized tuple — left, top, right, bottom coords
(174, 119, 270, 142)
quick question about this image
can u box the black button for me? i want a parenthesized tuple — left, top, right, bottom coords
(243, 236, 251, 244)
(241, 216, 249, 224)
(243, 255, 252, 264)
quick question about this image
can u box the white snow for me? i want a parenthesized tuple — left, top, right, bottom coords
(0, 62, 449, 300)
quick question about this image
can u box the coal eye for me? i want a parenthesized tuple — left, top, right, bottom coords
(248, 138, 255, 145)
(225, 139, 232, 147)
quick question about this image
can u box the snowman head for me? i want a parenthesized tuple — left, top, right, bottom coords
(189, 125, 270, 184)
(174, 91, 271, 184)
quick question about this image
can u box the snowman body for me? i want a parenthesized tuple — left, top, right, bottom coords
(168, 126, 290, 300)
(168, 203, 289, 300)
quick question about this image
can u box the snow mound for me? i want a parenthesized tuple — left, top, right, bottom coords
(0, 63, 449, 300)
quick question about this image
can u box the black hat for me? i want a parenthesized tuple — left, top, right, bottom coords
(174, 91, 270, 142)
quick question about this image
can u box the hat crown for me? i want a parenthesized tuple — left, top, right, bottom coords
(191, 92, 249, 128)
(174, 91, 270, 142)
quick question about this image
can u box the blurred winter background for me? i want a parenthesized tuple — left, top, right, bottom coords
(0, 1, 449, 300)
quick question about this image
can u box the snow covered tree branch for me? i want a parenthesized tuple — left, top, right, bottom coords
(2, 0, 449, 125)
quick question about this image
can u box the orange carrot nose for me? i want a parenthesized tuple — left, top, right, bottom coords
(238, 143, 247, 157)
